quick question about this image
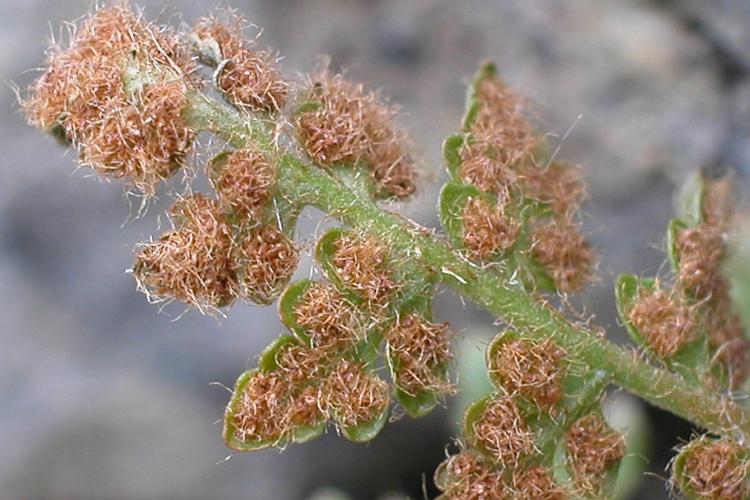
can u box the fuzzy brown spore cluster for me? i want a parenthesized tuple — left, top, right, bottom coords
(275, 343, 327, 386)
(234, 225, 298, 304)
(24, 3, 198, 195)
(706, 290, 750, 387)
(231, 337, 391, 446)
(385, 314, 454, 396)
(458, 78, 536, 193)
(676, 224, 725, 298)
(436, 451, 564, 499)
(674, 179, 750, 386)
(458, 140, 519, 194)
(436, 450, 506, 499)
(324, 360, 390, 428)
(489, 338, 565, 410)
(680, 438, 750, 500)
(459, 75, 585, 219)
(228, 269, 399, 447)
(231, 343, 326, 444)
(462, 196, 520, 260)
(212, 148, 276, 219)
(134, 194, 236, 310)
(332, 233, 398, 307)
(193, 13, 289, 112)
(294, 70, 416, 198)
(628, 286, 697, 358)
(231, 372, 291, 443)
(457, 76, 592, 293)
(566, 414, 626, 494)
(472, 396, 536, 468)
(231, 369, 323, 444)
(294, 282, 360, 350)
(521, 162, 584, 216)
(508, 466, 566, 500)
(531, 218, 594, 293)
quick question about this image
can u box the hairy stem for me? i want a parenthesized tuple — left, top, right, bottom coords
(184, 91, 750, 438)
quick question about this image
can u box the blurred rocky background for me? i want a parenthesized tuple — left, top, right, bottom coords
(1, 0, 749, 499)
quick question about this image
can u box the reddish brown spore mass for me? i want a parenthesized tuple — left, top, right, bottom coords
(435, 450, 506, 499)
(628, 286, 696, 358)
(676, 224, 725, 298)
(462, 197, 520, 260)
(234, 225, 298, 304)
(435, 452, 565, 499)
(566, 414, 625, 494)
(24, 4, 198, 195)
(520, 161, 584, 216)
(332, 233, 398, 306)
(134, 195, 236, 310)
(673, 180, 750, 386)
(294, 282, 359, 350)
(489, 337, 565, 409)
(385, 314, 453, 396)
(194, 14, 289, 112)
(458, 77, 537, 194)
(509, 466, 566, 500)
(681, 438, 749, 500)
(231, 344, 325, 445)
(214, 148, 276, 219)
(531, 219, 594, 293)
(706, 289, 750, 387)
(323, 360, 389, 428)
(472, 396, 535, 468)
(295, 71, 416, 198)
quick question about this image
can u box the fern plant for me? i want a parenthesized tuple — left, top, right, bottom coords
(22, 3, 750, 498)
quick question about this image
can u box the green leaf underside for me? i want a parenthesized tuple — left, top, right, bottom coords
(438, 181, 482, 250)
(466, 329, 623, 495)
(676, 171, 705, 227)
(278, 279, 316, 343)
(443, 133, 466, 180)
(462, 395, 494, 456)
(339, 405, 390, 443)
(551, 423, 623, 499)
(461, 62, 498, 132)
(258, 335, 300, 372)
(225, 329, 390, 448)
(395, 387, 439, 418)
(290, 231, 448, 420)
(319, 228, 455, 420)
(441, 64, 570, 294)
(666, 218, 689, 273)
(295, 99, 322, 115)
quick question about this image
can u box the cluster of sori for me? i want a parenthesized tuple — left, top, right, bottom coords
(224, 230, 454, 449)
(23, 4, 198, 196)
(615, 174, 750, 499)
(23, 3, 750, 499)
(192, 11, 417, 198)
(23, 3, 418, 314)
(434, 67, 629, 499)
(440, 64, 592, 294)
(434, 331, 626, 499)
(24, 1, 445, 442)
